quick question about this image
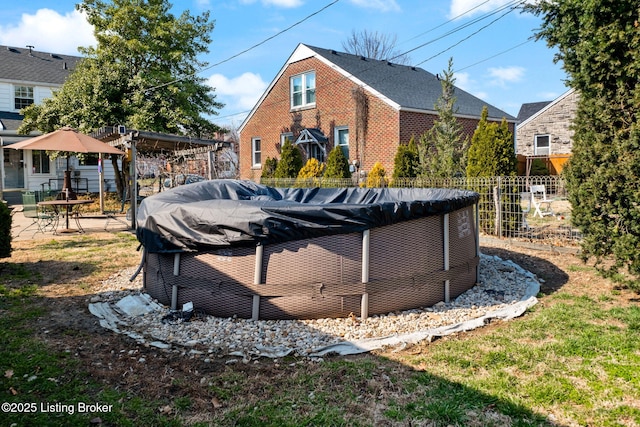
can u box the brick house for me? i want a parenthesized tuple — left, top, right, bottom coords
(238, 43, 516, 180)
(515, 88, 578, 175)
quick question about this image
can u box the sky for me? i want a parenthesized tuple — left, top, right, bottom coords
(0, 0, 569, 129)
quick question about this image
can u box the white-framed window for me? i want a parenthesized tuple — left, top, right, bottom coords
(14, 86, 34, 110)
(252, 137, 262, 167)
(32, 150, 50, 174)
(335, 126, 349, 160)
(534, 134, 550, 155)
(280, 132, 293, 146)
(290, 71, 316, 108)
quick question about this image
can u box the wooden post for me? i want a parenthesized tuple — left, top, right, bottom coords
(493, 185, 502, 237)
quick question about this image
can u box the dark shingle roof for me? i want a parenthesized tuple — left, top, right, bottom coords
(0, 112, 24, 131)
(517, 101, 552, 123)
(0, 45, 82, 85)
(305, 45, 515, 121)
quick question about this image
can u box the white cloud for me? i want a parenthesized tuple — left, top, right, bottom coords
(449, 0, 514, 19)
(0, 9, 95, 55)
(348, 0, 401, 12)
(453, 72, 488, 101)
(208, 72, 268, 112)
(454, 71, 471, 91)
(487, 66, 525, 86)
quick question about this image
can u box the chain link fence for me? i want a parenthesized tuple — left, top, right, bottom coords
(261, 175, 581, 245)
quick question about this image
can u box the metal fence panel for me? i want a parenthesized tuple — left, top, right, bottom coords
(261, 175, 581, 244)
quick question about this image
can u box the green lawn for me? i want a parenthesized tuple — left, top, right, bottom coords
(1, 236, 639, 426)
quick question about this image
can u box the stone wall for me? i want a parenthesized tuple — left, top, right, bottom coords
(516, 89, 579, 157)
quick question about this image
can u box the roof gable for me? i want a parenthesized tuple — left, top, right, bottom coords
(240, 43, 515, 132)
(0, 45, 81, 85)
(517, 88, 576, 128)
(517, 101, 552, 123)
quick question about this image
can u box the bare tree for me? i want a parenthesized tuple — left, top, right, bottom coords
(342, 29, 410, 64)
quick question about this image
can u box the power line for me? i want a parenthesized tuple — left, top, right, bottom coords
(402, 0, 492, 43)
(455, 38, 533, 73)
(389, 0, 523, 62)
(414, 0, 525, 66)
(217, 0, 528, 122)
(145, 0, 341, 92)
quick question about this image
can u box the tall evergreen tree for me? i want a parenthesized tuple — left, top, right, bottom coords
(418, 58, 468, 178)
(466, 107, 516, 177)
(528, 0, 640, 287)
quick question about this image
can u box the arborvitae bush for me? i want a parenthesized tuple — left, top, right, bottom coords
(466, 106, 518, 236)
(274, 139, 303, 179)
(0, 202, 12, 258)
(392, 137, 419, 185)
(261, 157, 278, 179)
(324, 146, 351, 179)
(466, 107, 517, 178)
(366, 162, 388, 188)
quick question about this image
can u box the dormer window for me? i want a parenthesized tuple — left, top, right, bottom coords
(291, 71, 316, 108)
(14, 86, 34, 110)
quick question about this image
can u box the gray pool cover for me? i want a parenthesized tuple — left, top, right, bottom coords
(136, 179, 479, 253)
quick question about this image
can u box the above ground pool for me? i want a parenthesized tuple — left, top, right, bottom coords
(136, 180, 480, 320)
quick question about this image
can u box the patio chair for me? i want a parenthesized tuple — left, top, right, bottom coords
(17, 191, 58, 237)
(530, 185, 554, 217)
(520, 192, 532, 230)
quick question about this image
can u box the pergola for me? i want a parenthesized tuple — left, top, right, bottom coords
(93, 126, 230, 228)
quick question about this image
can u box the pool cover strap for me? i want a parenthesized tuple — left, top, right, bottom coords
(158, 257, 479, 298)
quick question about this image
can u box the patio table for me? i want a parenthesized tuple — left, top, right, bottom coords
(38, 199, 93, 233)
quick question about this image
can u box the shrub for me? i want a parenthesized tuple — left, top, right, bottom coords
(296, 158, 325, 187)
(274, 139, 303, 179)
(0, 202, 12, 258)
(261, 157, 278, 179)
(466, 107, 517, 178)
(530, 159, 549, 176)
(324, 146, 351, 179)
(392, 137, 419, 184)
(367, 162, 388, 188)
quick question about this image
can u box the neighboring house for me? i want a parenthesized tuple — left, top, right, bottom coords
(515, 88, 578, 175)
(0, 45, 236, 204)
(239, 43, 516, 180)
(0, 45, 106, 202)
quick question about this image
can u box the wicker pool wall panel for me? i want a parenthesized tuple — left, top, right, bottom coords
(143, 205, 479, 320)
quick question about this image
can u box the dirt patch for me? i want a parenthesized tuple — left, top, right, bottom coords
(3, 235, 638, 423)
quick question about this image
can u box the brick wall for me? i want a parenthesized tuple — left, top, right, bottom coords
(240, 56, 516, 180)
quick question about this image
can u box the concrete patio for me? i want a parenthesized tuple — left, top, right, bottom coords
(8, 203, 131, 241)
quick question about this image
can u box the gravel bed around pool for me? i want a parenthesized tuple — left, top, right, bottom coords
(89, 253, 540, 360)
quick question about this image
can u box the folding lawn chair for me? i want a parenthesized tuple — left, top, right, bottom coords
(17, 191, 58, 237)
(530, 185, 554, 218)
